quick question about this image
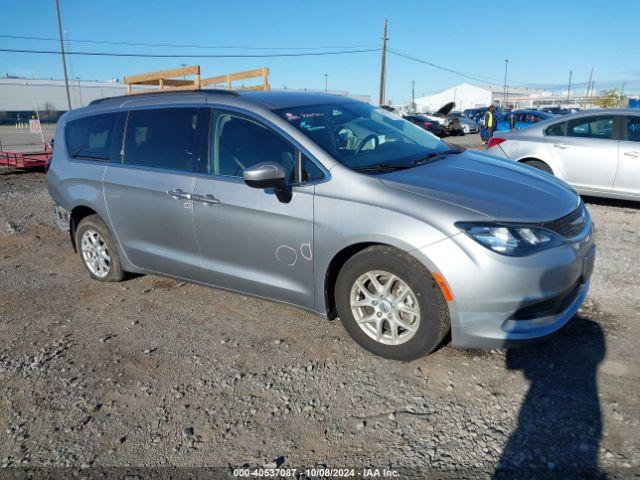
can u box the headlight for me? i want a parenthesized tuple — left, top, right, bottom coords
(456, 222, 564, 256)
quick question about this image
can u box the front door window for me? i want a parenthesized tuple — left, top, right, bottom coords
(211, 113, 323, 183)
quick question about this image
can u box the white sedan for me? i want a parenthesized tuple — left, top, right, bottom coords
(486, 109, 640, 201)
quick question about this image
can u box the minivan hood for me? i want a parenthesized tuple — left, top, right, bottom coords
(379, 151, 578, 223)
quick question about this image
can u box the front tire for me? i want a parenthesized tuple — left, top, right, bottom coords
(335, 246, 450, 360)
(75, 215, 125, 282)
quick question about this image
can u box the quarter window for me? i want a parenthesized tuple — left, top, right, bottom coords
(626, 116, 640, 142)
(545, 122, 566, 136)
(123, 108, 200, 171)
(566, 116, 614, 140)
(65, 113, 117, 160)
(299, 154, 324, 182)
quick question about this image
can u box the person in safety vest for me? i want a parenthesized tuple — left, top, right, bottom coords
(481, 105, 496, 144)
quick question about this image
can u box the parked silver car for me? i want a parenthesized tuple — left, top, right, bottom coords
(47, 90, 595, 360)
(486, 109, 640, 201)
(459, 116, 479, 134)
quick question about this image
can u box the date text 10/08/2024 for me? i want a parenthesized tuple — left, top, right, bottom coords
(232, 467, 400, 478)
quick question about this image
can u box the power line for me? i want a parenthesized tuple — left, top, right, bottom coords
(0, 34, 378, 51)
(0, 47, 380, 59)
(387, 48, 504, 85)
(0, 46, 381, 59)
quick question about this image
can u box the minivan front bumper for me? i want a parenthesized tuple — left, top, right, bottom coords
(414, 222, 595, 349)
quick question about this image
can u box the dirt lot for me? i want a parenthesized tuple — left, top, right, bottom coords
(0, 128, 639, 478)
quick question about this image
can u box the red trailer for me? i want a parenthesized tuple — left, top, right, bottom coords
(0, 144, 52, 170)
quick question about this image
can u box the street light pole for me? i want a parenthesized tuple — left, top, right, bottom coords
(503, 59, 509, 108)
(77, 77, 83, 106)
(324, 74, 328, 94)
(55, 0, 72, 111)
(567, 70, 572, 105)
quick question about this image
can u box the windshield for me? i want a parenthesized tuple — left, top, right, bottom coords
(276, 102, 447, 170)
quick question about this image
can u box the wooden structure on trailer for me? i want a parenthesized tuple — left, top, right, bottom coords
(124, 65, 270, 94)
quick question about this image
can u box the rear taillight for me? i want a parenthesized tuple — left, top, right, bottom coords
(487, 137, 506, 148)
(423, 122, 433, 127)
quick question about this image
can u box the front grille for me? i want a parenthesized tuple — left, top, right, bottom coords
(537, 203, 586, 239)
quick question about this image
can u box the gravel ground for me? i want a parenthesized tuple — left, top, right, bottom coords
(0, 131, 639, 478)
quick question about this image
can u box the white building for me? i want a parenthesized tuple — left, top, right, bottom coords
(414, 82, 553, 112)
(415, 83, 492, 112)
(0, 77, 127, 112)
(0, 77, 371, 116)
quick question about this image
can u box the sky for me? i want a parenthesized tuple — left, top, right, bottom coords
(1, 0, 639, 103)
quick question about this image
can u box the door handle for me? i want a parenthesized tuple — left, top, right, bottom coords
(553, 144, 569, 149)
(192, 193, 220, 205)
(624, 151, 640, 158)
(167, 188, 192, 200)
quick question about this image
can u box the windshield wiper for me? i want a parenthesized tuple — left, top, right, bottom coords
(354, 149, 465, 173)
(411, 148, 464, 166)
(353, 162, 412, 173)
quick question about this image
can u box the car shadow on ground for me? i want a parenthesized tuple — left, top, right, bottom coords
(493, 314, 606, 479)
(582, 195, 640, 210)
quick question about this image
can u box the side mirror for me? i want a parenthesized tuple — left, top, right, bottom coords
(243, 162, 292, 203)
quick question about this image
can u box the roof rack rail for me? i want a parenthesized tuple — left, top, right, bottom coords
(89, 88, 239, 106)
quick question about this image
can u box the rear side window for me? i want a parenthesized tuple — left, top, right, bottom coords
(65, 113, 117, 160)
(545, 122, 566, 136)
(626, 116, 640, 142)
(123, 108, 200, 171)
(566, 116, 614, 140)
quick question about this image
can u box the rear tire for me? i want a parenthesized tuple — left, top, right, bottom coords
(75, 215, 125, 282)
(522, 159, 553, 174)
(335, 246, 450, 361)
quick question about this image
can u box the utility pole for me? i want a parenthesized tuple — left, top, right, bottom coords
(411, 80, 415, 111)
(566, 70, 572, 105)
(324, 74, 328, 94)
(585, 67, 593, 109)
(379, 19, 388, 106)
(55, 0, 72, 111)
(503, 59, 509, 109)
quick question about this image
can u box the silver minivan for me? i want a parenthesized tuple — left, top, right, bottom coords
(48, 90, 595, 360)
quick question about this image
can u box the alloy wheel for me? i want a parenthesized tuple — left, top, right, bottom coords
(349, 270, 420, 345)
(80, 229, 111, 278)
